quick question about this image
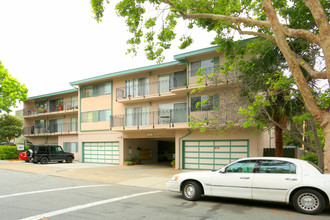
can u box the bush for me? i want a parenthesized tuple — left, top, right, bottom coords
(300, 152, 318, 165)
(0, 146, 29, 160)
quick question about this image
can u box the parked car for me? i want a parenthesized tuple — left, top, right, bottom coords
(167, 157, 330, 215)
(26, 145, 74, 164)
(18, 152, 30, 162)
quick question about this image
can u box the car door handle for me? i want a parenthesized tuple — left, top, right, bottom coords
(285, 178, 297, 181)
(240, 177, 250, 179)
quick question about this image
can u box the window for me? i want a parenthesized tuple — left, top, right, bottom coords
(81, 82, 111, 98)
(81, 109, 111, 123)
(50, 99, 63, 112)
(64, 142, 78, 152)
(158, 102, 187, 124)
(99, 110, 111, 121)
(35, 100, 48, 112)
(158, 71, 186, 93)
(191, 58, 218, 76)
(191, 94, 219, 111)
(71, 96, 78, 109)
(258, 160, 296, 174)
(35, 120, 46, 128)
(71, 117, 78, 132)
(226, 160, 257, 173)
(38, 146, 47, 154)
(125, 106, 149, 126)
(125, 77, 149, 98)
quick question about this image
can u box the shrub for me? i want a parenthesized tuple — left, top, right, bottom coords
(0, 146, 29, 160)
(300, 152, 318, 165)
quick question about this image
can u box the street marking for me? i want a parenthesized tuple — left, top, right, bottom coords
(0, 184, 111, 199)
(20, 190, 162, 220)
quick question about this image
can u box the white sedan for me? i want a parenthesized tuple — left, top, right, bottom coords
(167, 157, 330, 215)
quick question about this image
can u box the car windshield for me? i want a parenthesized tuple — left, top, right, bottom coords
(308, 162, 324, 174)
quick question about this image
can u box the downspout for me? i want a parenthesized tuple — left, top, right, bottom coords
(178, 129, 191, 169)
(183, 58, 189, 87)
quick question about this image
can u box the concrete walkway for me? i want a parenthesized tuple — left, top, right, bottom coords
(0, 160, 188, 190)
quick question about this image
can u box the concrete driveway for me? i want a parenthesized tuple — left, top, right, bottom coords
(0, 160, 186, 190)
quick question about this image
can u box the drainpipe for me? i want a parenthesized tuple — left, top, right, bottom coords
(178, 129, 191, 169)
(183, 58, 189, 87)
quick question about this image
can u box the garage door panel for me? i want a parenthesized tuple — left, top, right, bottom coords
(200, 147, 213, 152)
(231, 147, 248, 152)
(183, 139, 249, 170)
(83, 142, 120, 165)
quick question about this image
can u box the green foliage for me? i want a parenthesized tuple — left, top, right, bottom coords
(0, 146, 29, 160)
(0, 115, 23, 144)
(300, 152, 318, 165)
(0, 61, 28, 113)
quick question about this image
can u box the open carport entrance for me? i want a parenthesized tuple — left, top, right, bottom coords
(123, 138, 175, 166)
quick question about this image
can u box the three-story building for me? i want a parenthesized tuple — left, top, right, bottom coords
(23, 44, 273, 169)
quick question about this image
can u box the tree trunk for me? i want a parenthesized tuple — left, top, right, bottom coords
(275, 125, 283, 157)
(322, 112, 330, 173)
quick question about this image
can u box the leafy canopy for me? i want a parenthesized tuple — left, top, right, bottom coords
(0, 61, 28, 113)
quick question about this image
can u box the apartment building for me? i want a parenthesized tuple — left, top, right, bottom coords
(23, 44, 272, 170)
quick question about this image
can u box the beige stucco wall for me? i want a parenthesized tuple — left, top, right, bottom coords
(80, 94, 111, 112)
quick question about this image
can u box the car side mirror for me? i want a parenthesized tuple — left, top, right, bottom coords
(219, 168, 225, 173)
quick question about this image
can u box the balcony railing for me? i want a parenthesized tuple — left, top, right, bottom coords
(23, 122, 78, 136)
(24, 100, 78, 116)
(111, 108, 188, 129)
(111, 105, 247, 130)
(116, 76, 187, 101)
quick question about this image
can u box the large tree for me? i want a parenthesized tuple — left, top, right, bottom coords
(0, 61, 28, 113)
(91, 0, 330, 171)
(0, 114, 23, 144)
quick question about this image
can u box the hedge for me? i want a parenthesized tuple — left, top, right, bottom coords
(0, 146, 30, 160)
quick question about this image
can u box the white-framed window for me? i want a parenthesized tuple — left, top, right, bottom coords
(158, 71, 186, 93)
(81, 109, 111, 123)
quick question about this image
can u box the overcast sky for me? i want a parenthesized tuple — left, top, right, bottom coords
(0, 0, 217, 113)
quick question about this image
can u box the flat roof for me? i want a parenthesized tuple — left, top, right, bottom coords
(70, 60, 184, 86)
(27, 88, 78, 100)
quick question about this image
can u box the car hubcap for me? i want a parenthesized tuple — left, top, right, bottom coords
(298, 193, 319, 211)
(184, 184, 195, 198)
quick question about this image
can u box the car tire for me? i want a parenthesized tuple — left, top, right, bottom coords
(292, 189, 326, 215)
(182, 181, 202, 201)
(40, 157, 49, 165)
(65, 156, 73, 163)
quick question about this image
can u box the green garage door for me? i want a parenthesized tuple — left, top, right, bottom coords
(83, 142, 119, 164)
(183, 140, 249, 170)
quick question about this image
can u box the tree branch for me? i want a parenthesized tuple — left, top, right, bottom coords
(262, 0, 323, 122)
(262, 107, 316, 151)
(296, 55, 328, 79)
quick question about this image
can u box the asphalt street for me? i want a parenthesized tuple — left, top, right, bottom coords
(0, 169, 330, 220)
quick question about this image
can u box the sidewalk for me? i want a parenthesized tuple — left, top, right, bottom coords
(0, 160, 186, 190)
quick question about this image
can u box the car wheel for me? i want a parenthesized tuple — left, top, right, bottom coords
(65, 156, 73, 163)
(292, 189, 326, 215)
(27, 149, 33, 158)
(40, 157, 49, 164)
(182, 181, 202, 201)
(25, 160, 30, 163)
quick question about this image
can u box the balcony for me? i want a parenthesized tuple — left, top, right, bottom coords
(111, 104, 247, 131)
(24, 100, 78, 117)
(23, 122, 78, 136)
(111, 108, 188, 131)
(116, 75, 187, 102)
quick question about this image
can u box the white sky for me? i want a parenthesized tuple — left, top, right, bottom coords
(0, 0, 217, 113)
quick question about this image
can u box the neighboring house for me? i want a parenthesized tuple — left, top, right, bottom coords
(23, 44, 273, 169)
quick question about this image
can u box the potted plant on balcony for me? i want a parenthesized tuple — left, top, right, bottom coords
(171, 160, 175, 168)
